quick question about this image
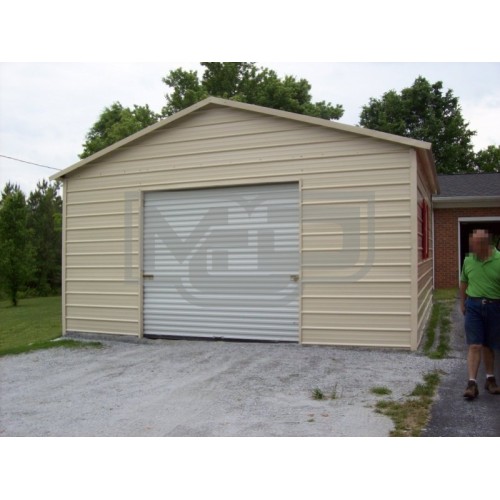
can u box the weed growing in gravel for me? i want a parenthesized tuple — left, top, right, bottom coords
(330, 384, 340, 400)
(370, 386, 392, 396)
(312, 388, 325, 400)
(312, 385, 340, 400)
(375, 370, 442, 437)
(410, 371, 440, 398)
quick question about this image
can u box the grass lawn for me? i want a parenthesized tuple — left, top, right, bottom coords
(0, 296, 100, 356)
(433, 288, 458, 301)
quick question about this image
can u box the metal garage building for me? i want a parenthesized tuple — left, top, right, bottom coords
(51, 97, 438, 349)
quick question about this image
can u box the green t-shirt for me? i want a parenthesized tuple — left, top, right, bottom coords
(460, 248, 500, 299)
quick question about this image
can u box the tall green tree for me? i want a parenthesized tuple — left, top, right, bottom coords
(359, 76, 477, 174)
(80, 102, 160, 158)
(162, 62, 344, 120)
(162, 67, 208, 116)
(0, 183, 33, 306)
(27, 180, 62, 295)
(474, 145, 500, 173)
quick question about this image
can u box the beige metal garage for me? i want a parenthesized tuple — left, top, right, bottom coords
(51, 97, 438, 349)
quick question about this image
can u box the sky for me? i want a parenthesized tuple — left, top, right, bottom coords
(1, 2, 499, 197)
(1, 61, 499, 195)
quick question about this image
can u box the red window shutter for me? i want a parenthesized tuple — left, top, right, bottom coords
(421, 200, 429, 259)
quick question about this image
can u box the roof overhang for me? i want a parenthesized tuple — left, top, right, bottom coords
(432, 195, 500, 209)
(417, 148, 439, 195)
(51, 96, 437, 183)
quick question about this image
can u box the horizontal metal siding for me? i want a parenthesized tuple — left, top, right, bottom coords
(143, 183, 300, 341)
(300, 149, 413, 347)
(66, 318, 138, 335)
(301, 328, 412, 348)
(67, 151, 409, 194)
(63, 179, 140, 336)
(416, 167, 434, 345)
(63, 105, 416, 346)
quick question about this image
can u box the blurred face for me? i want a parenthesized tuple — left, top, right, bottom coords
(470, 229, 491, 258)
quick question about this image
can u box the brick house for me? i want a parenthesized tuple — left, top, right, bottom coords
(433, 173, 500, 289)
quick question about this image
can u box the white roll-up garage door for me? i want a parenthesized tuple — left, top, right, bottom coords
(143, 183, 300, 341)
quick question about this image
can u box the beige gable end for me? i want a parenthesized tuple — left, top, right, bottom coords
(56, 98, 437, 349)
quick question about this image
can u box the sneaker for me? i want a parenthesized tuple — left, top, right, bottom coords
(463, 380, 479, 399)
(484, 377, 500, 395)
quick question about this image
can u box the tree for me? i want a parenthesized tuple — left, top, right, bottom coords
(162, 62, 344, 120)
(161, 67, 208, 116)
(80, 102, 160, 158)
(474, 145, 500, 173)
(80, 63, 344, 159)
(27, 180, 62, 295)
(359, 76, 477, 174)
(0, 183, 33, 306)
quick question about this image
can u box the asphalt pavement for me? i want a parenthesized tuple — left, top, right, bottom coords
(422, 298, 500, 437)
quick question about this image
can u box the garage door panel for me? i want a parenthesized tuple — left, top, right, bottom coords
(143, 183, 300, 341)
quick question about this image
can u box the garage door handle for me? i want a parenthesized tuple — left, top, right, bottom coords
(143, 274, 154, 280)
(290, 274, 299, 282)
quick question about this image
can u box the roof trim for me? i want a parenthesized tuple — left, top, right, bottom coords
(417, 148, 439, 194)
(433, 195, 500, 209)
(51, 96, 434, 181)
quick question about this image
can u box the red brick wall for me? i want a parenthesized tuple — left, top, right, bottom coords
(434, 207, 500, 288)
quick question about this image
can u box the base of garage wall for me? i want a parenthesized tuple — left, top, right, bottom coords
(65, 331, 149, 345)
(65, 330, 423, 351)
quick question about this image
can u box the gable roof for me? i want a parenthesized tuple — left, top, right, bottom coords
(51, 96, 437, 189)
(433, 173, 500, 208)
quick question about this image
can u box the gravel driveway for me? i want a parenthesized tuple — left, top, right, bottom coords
(0, 337, 459, 436)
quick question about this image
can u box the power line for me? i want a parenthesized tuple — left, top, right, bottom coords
(0, 154, 61, 171)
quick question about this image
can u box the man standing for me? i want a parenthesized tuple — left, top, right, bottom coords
(460, 229, 500, 399)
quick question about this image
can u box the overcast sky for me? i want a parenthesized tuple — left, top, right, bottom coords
(1, 61, 499, 195)
(2, 2, 499, 196)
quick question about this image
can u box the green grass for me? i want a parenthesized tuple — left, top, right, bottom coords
(422, 289, 455, 359)
(375, 371, 442, 437)
(0, 296, 101, 356)
(433, 288, 458, 301)
(410, 371, 441, 398)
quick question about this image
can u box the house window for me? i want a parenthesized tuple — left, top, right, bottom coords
(421, 199, 429, 259)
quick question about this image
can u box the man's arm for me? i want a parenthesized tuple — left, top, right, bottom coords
(459, 281, 468, 315)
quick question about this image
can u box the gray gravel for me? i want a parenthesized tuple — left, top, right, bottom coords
(0, 333, 461, 437)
